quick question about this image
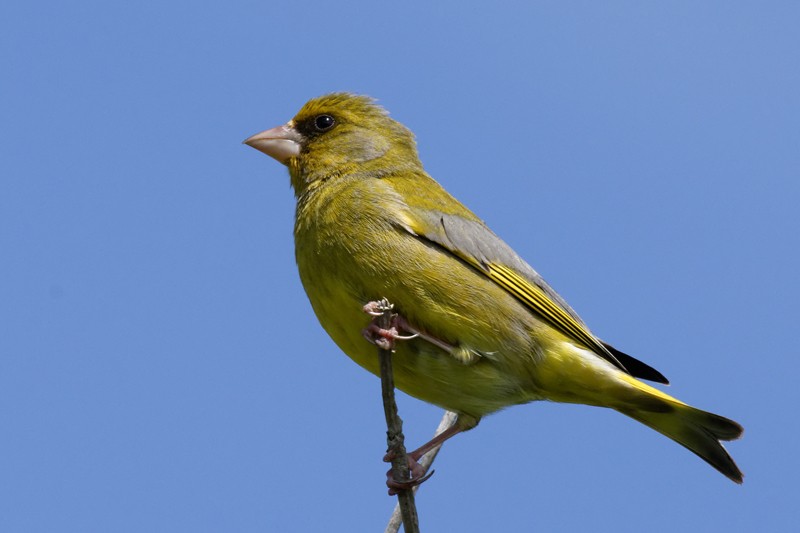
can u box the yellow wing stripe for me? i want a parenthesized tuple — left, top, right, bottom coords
(488, 263, 614, 360)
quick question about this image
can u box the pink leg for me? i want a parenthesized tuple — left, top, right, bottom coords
(384, 423, 469, 494)
(361, 301, 419, 351)
(361, 300, 455, 352)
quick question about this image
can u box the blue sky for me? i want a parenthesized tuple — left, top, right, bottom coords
(2, 1, 798, 531)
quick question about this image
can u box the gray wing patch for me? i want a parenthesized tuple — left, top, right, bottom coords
(413, 209, 588, 327)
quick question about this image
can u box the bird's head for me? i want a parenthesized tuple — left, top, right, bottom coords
(244, 93, 421, 194)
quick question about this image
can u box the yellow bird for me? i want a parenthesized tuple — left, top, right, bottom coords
(244, 93, 743, 486)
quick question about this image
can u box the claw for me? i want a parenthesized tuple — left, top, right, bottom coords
(362, 301, 389, 317)
(362, 324, 407, 350)
(361, 300, 419, 351)
(385, 456, 436, 495)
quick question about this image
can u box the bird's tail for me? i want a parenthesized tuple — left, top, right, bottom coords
(614, 373, 744, 483)
(537, 344, 744, 482)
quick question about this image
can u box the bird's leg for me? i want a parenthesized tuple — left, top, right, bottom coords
(362, 300, 456, 352)
(362, 300, 476, 493)
(383, 423, 467, 495)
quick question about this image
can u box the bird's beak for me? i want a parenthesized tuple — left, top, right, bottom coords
(243, 123, 304, 165)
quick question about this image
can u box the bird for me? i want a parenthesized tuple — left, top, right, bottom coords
(244, 92, 743, 488)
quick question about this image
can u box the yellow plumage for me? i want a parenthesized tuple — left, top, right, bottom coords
(244, 93, 743, 483)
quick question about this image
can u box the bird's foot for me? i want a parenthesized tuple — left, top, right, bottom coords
(362, 299, 461, 354)
(381, 420, 469, 494)
(383, 450, 435, 495)
(362, 300, 419, 351)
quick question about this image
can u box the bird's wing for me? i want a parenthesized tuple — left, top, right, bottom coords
(398, 206, 668, 384)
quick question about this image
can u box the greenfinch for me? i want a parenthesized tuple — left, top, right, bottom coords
(244, 93, 743, 485)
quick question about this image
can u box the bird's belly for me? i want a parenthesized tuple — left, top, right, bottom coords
(295, 236, 549, 418)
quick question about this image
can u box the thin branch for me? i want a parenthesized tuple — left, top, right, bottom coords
(385, 411, 458, 533)
(376, 299, 420, 533)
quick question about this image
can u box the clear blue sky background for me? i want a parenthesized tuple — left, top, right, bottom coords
(2, 2, 797, 531)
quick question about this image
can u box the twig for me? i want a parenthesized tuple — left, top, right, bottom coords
(376, 299, 420, 533)
(385, 411, 458, 533)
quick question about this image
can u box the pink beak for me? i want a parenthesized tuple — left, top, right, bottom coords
(243, 123, 304, 165)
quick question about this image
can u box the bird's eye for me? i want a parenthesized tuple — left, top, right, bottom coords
(314, 114, 335, 131)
